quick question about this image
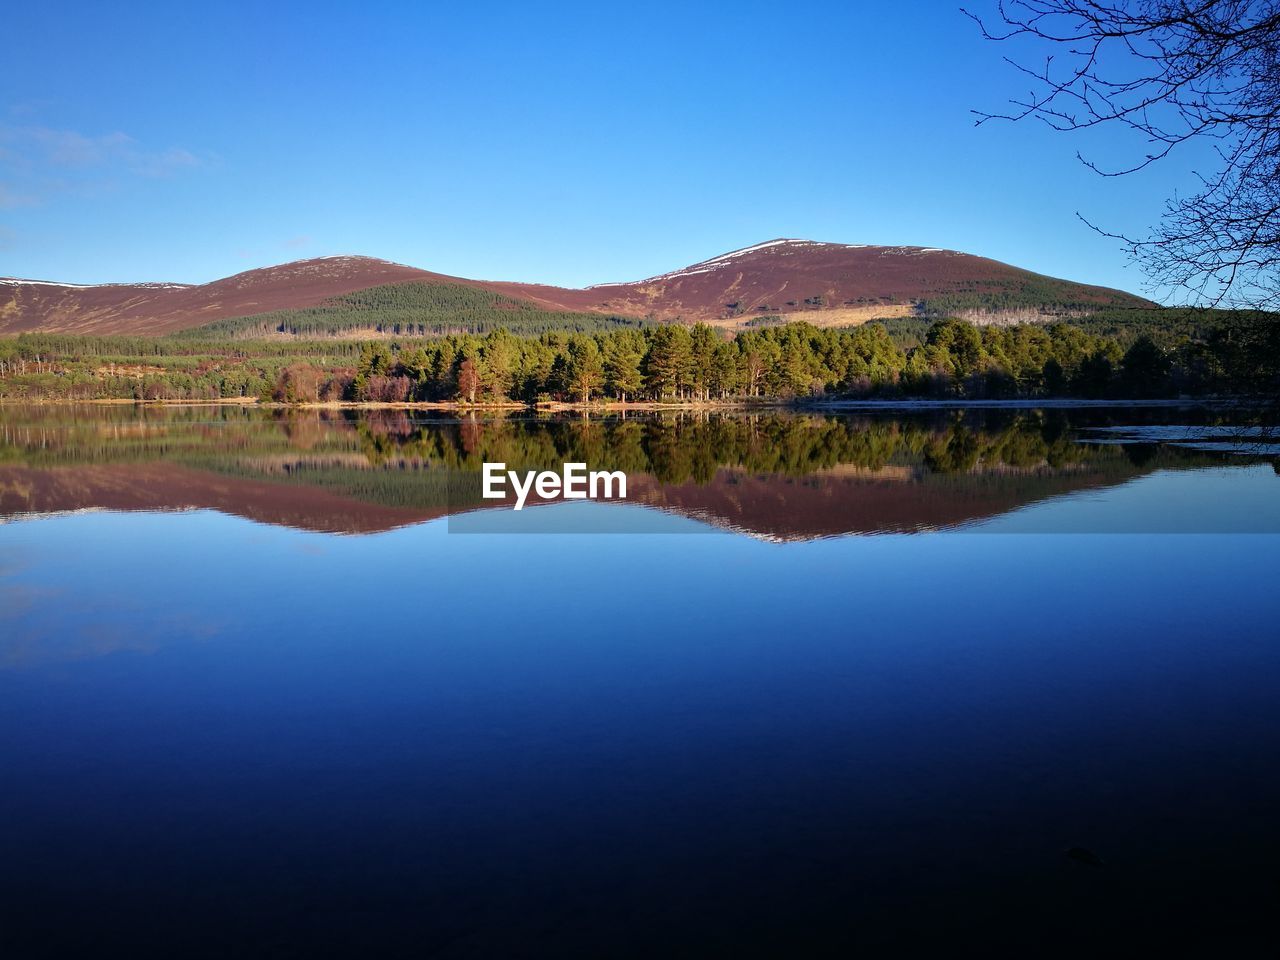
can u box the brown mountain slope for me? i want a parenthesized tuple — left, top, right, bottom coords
(578, 239, 1150, 321)
(0, 256, 447, 336)
(0, 240, 1149, 335)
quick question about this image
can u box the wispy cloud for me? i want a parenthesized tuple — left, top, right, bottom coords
(234, 236, 313, 261)
(7, 99, 54, 119)
(0, 123, 209, 206)
(2, 124, 206, 176)
(24, 127, 135, 167)
(130, 145, 203, 178)
(0, 183, 37, 208)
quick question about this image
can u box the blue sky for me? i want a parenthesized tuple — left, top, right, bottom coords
(1, 1, 1208, 298)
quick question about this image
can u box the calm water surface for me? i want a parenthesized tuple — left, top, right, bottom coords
(1, 405, 1279, 957)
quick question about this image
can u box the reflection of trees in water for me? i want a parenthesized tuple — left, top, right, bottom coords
(2, 405, 1274, 536)
(0, 405, 1265, 502)
(924, 425, 981, 475)
(1125, 444, 1160, 469)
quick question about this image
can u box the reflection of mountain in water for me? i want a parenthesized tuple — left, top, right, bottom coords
(0, 461, 443, 534)
(630, 464, 1124, 540)
(0, 405, 1262, 539)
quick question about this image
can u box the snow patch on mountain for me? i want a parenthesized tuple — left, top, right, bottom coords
(1, 278, 192, 290)
(596, 239, 864, 287)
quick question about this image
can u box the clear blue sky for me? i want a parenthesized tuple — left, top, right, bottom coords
(1, 0, 1207, 298)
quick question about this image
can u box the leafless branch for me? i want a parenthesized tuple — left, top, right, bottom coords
(968, 0, 1280, 308)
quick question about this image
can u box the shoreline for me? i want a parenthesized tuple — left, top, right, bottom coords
(802, 397, 1254, 410)
(0, 395, 1264, 412)
(0, 397, 787, 411)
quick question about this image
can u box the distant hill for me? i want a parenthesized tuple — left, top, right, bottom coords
(1, 240, 1152, 336)
(0, 256, 441, 336)
(575, 239, 1150, 323)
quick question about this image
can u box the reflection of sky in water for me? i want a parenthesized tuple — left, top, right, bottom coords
(446, 500, 717, 535)
(967, 465, 1280, 533)
(2, 475, 1278, 668)
(2, 461, 1278, 668)
(2, 460, 1280, 953)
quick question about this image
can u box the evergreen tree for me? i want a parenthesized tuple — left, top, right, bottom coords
(604, 330, 644, 402)
(566, 337, 605, 403)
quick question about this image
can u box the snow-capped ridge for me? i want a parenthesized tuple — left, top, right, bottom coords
(245, 254, 414, 274)
(593, 239, 857, 288)
(0, 277, 192, 290)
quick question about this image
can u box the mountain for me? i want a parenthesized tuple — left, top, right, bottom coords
(575, 239, 1150, 323)
(0, 256, 442, 336)
(0, 240, 1150, 336)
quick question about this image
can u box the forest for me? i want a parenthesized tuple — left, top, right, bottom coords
(176, 281, 648, 339)
(0, 312, 1276, 404)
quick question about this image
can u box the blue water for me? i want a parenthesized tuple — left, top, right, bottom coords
(2, 407, 1280, 956)
(3, 505, 1280, 956)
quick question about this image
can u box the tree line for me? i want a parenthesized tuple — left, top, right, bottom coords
(2, 314, 1276, 403)
(293, 316, 1279, 404)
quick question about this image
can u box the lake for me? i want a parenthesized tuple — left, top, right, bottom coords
(2, 403, 1279, 957)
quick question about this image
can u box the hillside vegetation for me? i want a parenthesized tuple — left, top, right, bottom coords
(916, 275, 1147, 316)
(179, 282, 646, 339)
(878, 307, 1274, 350)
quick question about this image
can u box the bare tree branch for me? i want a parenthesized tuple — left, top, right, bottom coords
(968, 0, 1280, 308)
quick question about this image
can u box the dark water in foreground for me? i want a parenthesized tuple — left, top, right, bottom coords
(1, 405, 1279, 957)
